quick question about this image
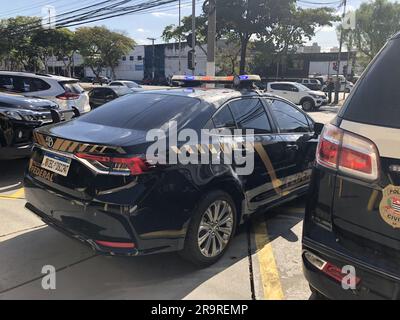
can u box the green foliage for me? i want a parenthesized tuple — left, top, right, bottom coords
(251, 5, 338, 76)
(345, 0, 400, 65)
(0, 16, 42, 71)
(0, 18, 135, 77)
(75, 26, 135, 79)
(162, 0, 337, 74)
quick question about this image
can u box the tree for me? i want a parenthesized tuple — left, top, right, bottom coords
(349, 0, 400, 64)
(217, 0, 293, 74)
(162, 15, 208, 55)
(216, 38, 241, 75)
(75, 26, 135, 79)
(162, 0, 335, 74)
(252, 5, 338, 76)
(0, 16, 43, 71)
(30, 28, 77, 75)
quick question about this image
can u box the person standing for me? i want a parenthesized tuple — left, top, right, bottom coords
(326, 78, 334, 104)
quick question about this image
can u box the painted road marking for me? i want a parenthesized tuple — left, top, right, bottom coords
(253, 217, 284, 300)
(0, 188, 25, 200)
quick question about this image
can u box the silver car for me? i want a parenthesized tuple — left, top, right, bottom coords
(0, 71, 91, 114)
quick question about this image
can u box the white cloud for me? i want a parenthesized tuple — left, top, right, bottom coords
(151, 12, 177, 18)
(137, 28, 146, 33)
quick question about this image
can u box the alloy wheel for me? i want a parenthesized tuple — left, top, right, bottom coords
(197, 200, 234, 258)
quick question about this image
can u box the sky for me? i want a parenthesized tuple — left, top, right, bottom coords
(0, 0, 396, 49)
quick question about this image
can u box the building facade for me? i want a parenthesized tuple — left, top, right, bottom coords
(44, 43, 359, 82)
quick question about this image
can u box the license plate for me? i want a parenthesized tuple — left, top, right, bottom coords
(41, 152, 71, 177)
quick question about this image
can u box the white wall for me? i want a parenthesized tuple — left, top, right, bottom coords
(84, 46, 145, 81)
(164, 43, 208, 77)
(309, 60, 353, 76)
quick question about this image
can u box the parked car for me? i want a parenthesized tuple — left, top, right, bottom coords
(0, 93, 63, 159)
(0, 71, 91, 114)
(266, 82, 327, 111)
(109, 80, 143, 91)
(88, 86, 133, 109)
(80, 76, 95, 83)
(24, 75, 322, 267)
(297, 78, 322, 91)
(92, 76, 110, 85)
(303, 32, 400, 299)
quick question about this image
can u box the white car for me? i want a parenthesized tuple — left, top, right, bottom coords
(108, 80, 143, 93)
(0, 72, 91, 114)
(266, 82, 327, 111)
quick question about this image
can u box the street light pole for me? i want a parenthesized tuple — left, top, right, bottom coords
(207, 0, 216, 78)
(178, 0, 182, 73)
(334, 0, 347, 104)
(191, 0, 196, 75)
(147, 37, 156, 81)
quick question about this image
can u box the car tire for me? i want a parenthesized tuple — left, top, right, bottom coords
(301, 99, 315, 112)
(180, 190, 237, 267)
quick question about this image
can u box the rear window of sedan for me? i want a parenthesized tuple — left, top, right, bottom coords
(339, 37, 400, 128)
(79, 93, 208, 131)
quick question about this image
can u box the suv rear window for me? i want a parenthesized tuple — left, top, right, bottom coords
(60, 81, 84, 94)
(339, 37, 400, 128)
(80, 93, 205, 131)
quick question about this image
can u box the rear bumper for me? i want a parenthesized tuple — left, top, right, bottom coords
(303, 239, 400, 300)
(24, 174, 185, 256)
(303, 166, 400, 299)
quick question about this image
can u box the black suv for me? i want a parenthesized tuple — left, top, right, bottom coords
(24, 76, 322, 266)
(0, 93, 59, 159)
(303, 32, 400, 299)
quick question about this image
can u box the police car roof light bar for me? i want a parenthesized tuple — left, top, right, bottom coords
(171, 75, 261, 85)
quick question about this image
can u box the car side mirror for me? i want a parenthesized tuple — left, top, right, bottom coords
(314, 122, 324, 136)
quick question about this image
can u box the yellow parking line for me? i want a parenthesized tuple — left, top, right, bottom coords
(0, 188, 25, 200)
(253, 218, 284, 300)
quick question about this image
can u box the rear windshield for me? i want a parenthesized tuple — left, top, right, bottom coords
(339, 37, 400, 128)
(60, 81, 84, 94)
(79, 93, 206, 131)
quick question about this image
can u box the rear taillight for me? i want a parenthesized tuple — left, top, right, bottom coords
(75, 153, 150, 176)
(304, 251, 361, 286)
(316, 124, 379, 181)
(56, 92, 80, 100)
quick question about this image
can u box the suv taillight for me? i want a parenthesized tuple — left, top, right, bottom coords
(316, 124, 380, 181)
(75, 153, 150, 176)
(57, 92, 80, 100)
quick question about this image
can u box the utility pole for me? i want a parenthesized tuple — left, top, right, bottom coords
(147, 37, 156, 81)
(207, 0, 216, 78)
(191, 0, 196, 75)
(334, 0, 347, 104)
(178, 0, 182, 73)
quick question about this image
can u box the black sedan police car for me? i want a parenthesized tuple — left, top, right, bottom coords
(303, 32, 400, 299)
(24, 75, 322, 267)
(0, 93, 59, 159)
